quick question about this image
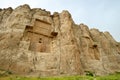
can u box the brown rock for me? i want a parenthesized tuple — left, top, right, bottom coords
(0, 4, 120, 76)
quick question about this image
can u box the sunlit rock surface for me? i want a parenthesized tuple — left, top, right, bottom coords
(0, 4, 120, 76)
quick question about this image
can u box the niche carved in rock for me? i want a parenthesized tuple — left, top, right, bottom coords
(23, 19, 58, 52)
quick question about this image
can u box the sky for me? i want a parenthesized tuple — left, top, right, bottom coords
(0, 0, 120, 41)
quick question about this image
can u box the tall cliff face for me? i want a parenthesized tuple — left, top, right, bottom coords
(0, 4, 120, 76)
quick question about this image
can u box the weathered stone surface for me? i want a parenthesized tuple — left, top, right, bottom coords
(0, 4, 120, 76)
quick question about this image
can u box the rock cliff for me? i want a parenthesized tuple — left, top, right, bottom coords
(0, 4, 120, 76)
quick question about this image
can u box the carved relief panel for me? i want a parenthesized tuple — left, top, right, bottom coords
(23, 19, 53, 52)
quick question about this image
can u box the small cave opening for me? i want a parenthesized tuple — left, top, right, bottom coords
(39, 38, 42, 43)
(93, 44, 97, 48)
(116, 44, 119, 47)
(51, 32, 58, 36)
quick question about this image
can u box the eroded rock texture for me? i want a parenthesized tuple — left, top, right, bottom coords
(0, 4, 120, 76)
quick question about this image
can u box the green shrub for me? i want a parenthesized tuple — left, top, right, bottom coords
(115, 71, 120, 74)
(85, 71, 94, 77)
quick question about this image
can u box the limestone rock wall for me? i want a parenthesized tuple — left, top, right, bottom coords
(0, 4, 120, 76)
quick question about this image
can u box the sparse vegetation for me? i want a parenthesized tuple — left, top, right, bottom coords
(0, 73, 120, 80)
(0, 69, 12, 77)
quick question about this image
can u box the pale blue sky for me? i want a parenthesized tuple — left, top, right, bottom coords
(0, 0, 120, 41)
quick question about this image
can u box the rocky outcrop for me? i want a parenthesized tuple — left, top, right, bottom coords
(0, 4, 120, 76)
